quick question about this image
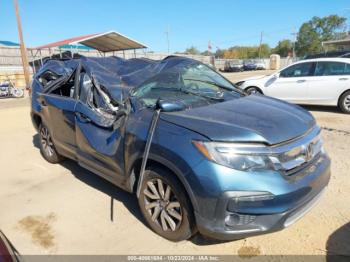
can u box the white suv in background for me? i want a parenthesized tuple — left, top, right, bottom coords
(236, 58, 350, 113)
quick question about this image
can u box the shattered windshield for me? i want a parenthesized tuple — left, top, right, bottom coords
(132, 62, 242, 109)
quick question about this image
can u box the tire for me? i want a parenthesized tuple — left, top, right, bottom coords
(38, 123, 64, 163)
(12, 88, 24, 98)
(245, 87, 262, 95)
(138, 166, 195, 241)
(339, 91, 350, 114)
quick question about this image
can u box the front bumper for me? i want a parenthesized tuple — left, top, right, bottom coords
(195, 154, 331, 240)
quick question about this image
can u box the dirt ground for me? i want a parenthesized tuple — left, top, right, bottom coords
(0, 70, 349, 256)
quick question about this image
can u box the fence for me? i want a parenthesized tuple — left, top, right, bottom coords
(0, 46, 211, 68)
(0, 45, 298, 87)
(214, 57, 298, 71)
(0, 46, 213, 87)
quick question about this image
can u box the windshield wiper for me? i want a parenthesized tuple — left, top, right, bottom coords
(150, 86, 224, 101)
(181, 88, 224, 101)
(183, 78, 246, 96)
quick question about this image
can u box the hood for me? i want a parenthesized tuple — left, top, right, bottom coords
(160, 95, 315, 145)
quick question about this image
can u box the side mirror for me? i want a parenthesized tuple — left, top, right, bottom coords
(274, 72, 280, 78)
(156, 99, 186, 112)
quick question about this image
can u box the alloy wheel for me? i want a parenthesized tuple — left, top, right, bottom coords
(247, 88, 259, 94)
(40, 126, 54, 157)
(143, 179, 183, 232)
(344, 94, 350, 111)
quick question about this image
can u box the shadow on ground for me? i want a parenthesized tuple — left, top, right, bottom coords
(301, 105, 342, 114)
(326, 222, 350, 262)
(32, 134, 225, 246)
(32, 134, 144, 227)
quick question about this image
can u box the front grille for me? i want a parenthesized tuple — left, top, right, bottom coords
(270, 127, 323, 175)
(284, 152, 321, 176)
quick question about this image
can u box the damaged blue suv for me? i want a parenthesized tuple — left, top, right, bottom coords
(31, 56, 330, 241)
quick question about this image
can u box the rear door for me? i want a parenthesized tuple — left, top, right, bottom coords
(306, 61, 350, 105)
(265, 62, 315, 103)
(38, 70, 77, 158)
(74, 73, 126, 182)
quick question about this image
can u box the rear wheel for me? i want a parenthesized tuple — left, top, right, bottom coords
(39, 123, 64, 163)
(245, 87, 262, 95)
(138, 166, 195, 241)
(339, 91, 350, 114)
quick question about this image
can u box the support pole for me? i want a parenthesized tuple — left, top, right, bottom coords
(13, 0, 30, 89)
(30, 49, 36, 74)
(258, 31, 263, 59)
(165, 25, 170, 54)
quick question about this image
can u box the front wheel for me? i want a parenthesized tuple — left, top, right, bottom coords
(11, 88, 24, 98)
(339, 91, 350, 114)
(138, 166, 195, 241)
(245, 87, 262, 95)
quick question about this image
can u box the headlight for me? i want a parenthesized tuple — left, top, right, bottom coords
(193, 141, 274, 171)
(193, 132, 324, 173)
(235, 81, 245, 87)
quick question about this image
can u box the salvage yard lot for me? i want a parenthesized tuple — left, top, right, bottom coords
(0, 70, 349, 256)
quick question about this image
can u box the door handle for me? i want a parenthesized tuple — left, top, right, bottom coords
(76, 112, 91, 123)
(339, 78, 349, 81)
(296, 80, 306, 83)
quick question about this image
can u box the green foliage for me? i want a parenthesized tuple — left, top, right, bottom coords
(272, 39, 293, 57)
(296, 15, 347, 57)
(176, 15, 347, 59)
(201, 50, 212, 56)
(222, 44, 270, 59)
(184, 46, 201, 55)
(215, 49, 225, 58)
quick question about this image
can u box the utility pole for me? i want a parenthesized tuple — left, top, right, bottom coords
(258, 31, 263, 59)
(165, 25, 170, 54)
(292, 27, 298, 59)
(13, 0, 30, 90)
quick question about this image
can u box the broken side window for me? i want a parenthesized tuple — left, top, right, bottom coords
(79, 72, 117, 123)
(38, 70, 60, 86)
(38, 69, 76, 98)
(50, 75, 75, 98)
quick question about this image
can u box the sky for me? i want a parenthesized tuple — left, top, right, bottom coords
(1, 0, 349, 53)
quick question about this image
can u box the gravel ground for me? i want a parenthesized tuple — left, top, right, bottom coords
(0, 71, 349, 257)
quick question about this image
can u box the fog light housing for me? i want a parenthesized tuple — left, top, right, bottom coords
(225, 213, 256, 227)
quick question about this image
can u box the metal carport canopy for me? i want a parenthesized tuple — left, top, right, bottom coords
(76, 31, 147, 52)
(33, 31, 147, 52)
(322, 37, 350, 48)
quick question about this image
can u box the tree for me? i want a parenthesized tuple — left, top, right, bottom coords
(258, 44, 271, 58)
(184, 46, 201, 55)
(201, 50, 212, 56)
(296, 15, 347, 57)
(215, 49, 225, 58)
(221, 44, 270, 59)
(272, 39, 293, 57)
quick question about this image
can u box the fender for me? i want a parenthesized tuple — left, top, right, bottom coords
(126, 151, 199, 213)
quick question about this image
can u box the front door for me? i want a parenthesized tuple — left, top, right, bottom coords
(74, 73, 126, 182)
(265, 62, 315, 104)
